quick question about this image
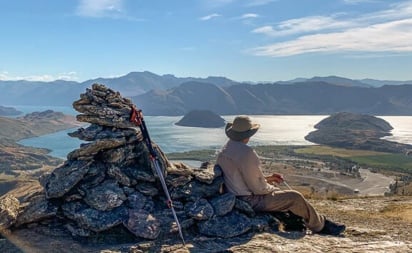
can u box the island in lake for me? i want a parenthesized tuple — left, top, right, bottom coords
(305, 112, 412, 153)
(0, 105, 22, 116)
(175, 110, 225, 128)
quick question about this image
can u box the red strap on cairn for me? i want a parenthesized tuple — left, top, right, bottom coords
(130, 106, 142, 126)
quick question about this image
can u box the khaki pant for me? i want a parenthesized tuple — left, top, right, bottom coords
(240, 190, 325, 232)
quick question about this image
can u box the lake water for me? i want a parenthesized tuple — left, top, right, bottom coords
(11, 106, 412, 159)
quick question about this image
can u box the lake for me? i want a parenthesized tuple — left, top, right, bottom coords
(11, 106, 412, 159)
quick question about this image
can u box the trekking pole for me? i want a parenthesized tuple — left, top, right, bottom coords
(130, 106, 185, 245)
(283, 180, 293, 190)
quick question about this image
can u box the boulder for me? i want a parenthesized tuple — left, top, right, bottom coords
(14, 195, 58, 227)
(197, 211, 252, 238)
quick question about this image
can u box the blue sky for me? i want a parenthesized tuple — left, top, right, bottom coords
(1, 0, 412, 82)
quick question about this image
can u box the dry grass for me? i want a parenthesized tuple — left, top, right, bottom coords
(289, 186, 350, 201)
(380, 203, 412, 222)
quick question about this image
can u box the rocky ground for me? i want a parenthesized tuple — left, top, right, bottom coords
(1, 194, 411, 253)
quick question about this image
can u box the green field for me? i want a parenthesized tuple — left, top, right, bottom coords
(349, 155, 412, 171)
(166, 149, 218, 162)
(167, 145, 412, 174)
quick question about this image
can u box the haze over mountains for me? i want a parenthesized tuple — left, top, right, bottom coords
(1, 71, 411, 116)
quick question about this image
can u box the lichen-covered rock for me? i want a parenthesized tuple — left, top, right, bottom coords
(123, 165, 156, 183)
(14, 195, 58, 227)
(107, 165, 132, 186)
(44, 160, 91, 198)
(186, 198, 214, 221)
(67, 137, 128, 160)
(136, 182, 159, 197)
(198, 211, 252, 238)
(124, 209, 161, 240)
(234, 198, 256, 217)
(171, 177, 224, 201)
(83, 180, 126, 211)
(127, 192, 154, 212)
(192, 164, 222, 184)
(167, 162, 194, 177)
(0, 194, 20, 228)
(62, 201, 128, 232)
(210, 192, 236, 216)
(68, 124, 140, 142)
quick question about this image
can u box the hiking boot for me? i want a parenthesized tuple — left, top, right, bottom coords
(318, 219, 346, 236)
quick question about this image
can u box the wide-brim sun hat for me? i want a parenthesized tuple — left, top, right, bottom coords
(225, 115, 260, 141)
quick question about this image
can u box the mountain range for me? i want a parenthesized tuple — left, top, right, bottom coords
(0, 71, 236, 107)
(1, 71, 411, 116)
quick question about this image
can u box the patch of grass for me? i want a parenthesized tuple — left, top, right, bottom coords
(166, 149, 218, 162)
(380, 203, 412, 222)
(295, 186, 349, 200)
(350, 154, 412, 172)
(295, 145, 412, 173)
(255, 145, 297, 153)
(295, 145, 389, 157)
(166, 145, 412, 174)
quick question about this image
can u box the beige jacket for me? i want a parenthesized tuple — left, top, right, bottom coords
(216, 140, 277, 196)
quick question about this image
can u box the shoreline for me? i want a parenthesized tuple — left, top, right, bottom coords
(14, 115, 412, 158)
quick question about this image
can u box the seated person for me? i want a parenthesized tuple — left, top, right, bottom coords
(216, 115, 345, 236)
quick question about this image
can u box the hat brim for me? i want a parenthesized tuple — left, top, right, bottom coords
(225, 122, 260, 141)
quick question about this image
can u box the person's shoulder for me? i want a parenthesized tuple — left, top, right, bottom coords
(229, 140, 253, 152)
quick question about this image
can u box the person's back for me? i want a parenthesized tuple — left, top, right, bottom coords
(217, 139, 278, 196)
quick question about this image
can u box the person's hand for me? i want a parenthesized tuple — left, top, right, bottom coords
(265, 173, 284, 185)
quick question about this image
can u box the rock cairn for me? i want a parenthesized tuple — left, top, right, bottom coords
(2, 84, 279, 245)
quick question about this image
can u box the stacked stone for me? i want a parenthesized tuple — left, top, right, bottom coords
(5, 84, 279, 243)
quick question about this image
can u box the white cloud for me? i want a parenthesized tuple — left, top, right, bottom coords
(250, 1, 412, 57)
(252, 1, 412, 38)
(76, 0, 123, 18)
(200, 13, 221, 21)
(251, 18, 412, 57)
(241, 13, 259, 19)
(0, 71, 79, 81)
(252, 16, 354, 37)
(359, 1, 412, 22)
(252, 25, 275, 35)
